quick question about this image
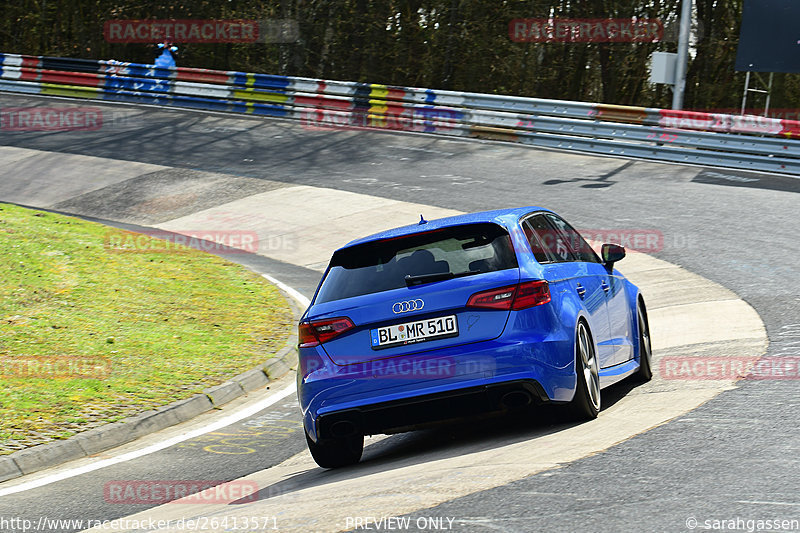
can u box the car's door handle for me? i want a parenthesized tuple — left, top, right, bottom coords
(576, 283, 586, 298)
(601, 280, 610, 293)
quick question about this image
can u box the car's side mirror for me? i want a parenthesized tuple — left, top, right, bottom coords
(601, 243, 625, 268)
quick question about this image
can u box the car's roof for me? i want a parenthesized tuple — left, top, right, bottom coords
(341, 206, 552, 249)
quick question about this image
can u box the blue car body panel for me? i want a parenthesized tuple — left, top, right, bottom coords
(298, 207, 644, 442)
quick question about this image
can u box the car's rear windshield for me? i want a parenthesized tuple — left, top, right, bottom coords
(314, 222, 518, 304)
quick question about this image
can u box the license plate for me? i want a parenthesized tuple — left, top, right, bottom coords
(371, 315, 458, 350)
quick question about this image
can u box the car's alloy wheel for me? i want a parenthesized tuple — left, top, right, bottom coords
(633, 302, 653, 382)
(567, 321, 600, 420)
(305, 431, 364, 469)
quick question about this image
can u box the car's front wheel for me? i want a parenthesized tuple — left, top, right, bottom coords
(306, 432, 364, 469)
(566, 320, 601, 420)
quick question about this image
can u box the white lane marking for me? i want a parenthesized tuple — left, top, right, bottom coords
(0, 382, 297, 497)
(736, 500, 800, 507)
(261, 273, 311, 308)
(0, 274, 308, 497)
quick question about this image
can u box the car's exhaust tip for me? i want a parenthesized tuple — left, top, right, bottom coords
(499, 390, 532, 410)
(329, 420, 360, 438)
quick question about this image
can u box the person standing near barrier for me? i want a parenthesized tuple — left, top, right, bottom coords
(155, 41, 178, 68)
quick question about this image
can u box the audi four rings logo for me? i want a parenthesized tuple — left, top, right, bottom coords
(392, 299, 424, 314)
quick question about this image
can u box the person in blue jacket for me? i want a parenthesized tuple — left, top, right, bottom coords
(155, 41, 178, 68)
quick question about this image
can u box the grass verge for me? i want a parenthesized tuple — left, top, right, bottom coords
(0, 203, 294, 453)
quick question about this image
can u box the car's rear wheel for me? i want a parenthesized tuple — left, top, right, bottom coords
(566, 320, 601, 420)
(306, 432, 364, 469)
(632, 301, 653, 382)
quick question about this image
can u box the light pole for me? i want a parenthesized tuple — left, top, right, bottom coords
(672, 0, 692, 109)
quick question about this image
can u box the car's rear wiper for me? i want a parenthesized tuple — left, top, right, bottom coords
(405, 270, 482, 286)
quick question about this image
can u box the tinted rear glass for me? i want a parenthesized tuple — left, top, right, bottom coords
(315, 223, 518, 304)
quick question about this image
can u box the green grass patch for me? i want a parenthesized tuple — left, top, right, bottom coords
(0, 203, 294, 452)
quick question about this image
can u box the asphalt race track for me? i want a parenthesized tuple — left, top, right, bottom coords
(0, 94, 798, 532)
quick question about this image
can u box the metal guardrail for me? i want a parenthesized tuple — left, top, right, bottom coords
(2, 52, 800, 175)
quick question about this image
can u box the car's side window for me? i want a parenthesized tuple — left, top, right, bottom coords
(544, 213, 602, 264)
(523, 215, 575, 263)
(521, 219, 551, 263)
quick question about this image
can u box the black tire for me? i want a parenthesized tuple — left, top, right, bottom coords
(305, 431, 363, 469)
(632, 301, 653, 382)
(566, 320, 601, 420)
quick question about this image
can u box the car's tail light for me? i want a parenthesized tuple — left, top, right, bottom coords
(466, 285, 517, 309)
(299, 317, 355, 347)
(467, 280, 550, 310)
(512, 280, 552, 309)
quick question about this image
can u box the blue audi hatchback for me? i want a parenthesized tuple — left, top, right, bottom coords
(298, 207, 652, 468)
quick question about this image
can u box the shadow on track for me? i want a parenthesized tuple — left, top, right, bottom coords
(233, 378, 641, 504)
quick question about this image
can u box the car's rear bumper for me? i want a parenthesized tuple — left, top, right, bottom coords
(298, 335, 577, 442)
(313, 378, 550, 440)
